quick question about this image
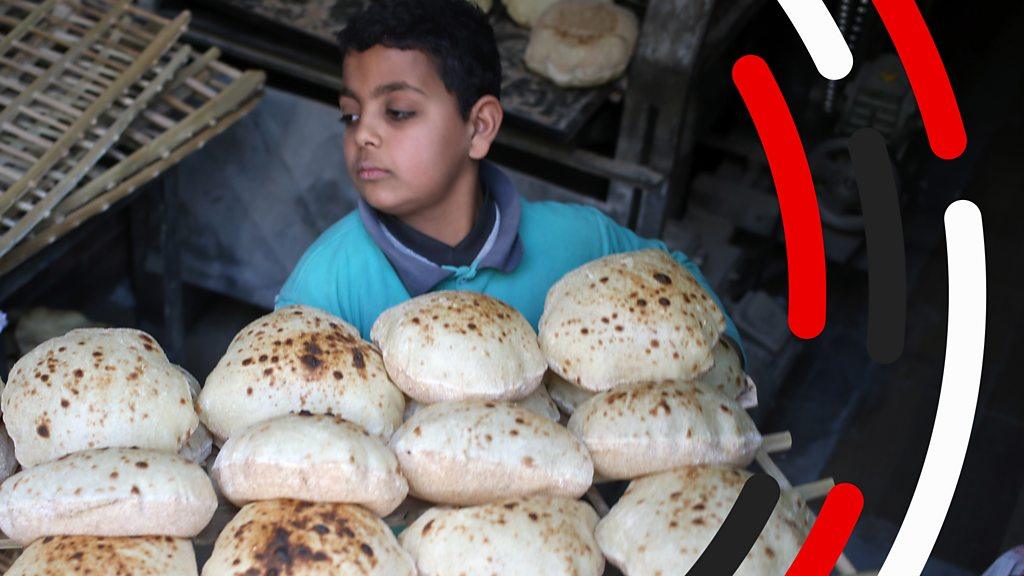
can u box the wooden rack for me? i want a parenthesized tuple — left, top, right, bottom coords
(0, 0, 265, 275)
(0, 0, 189, 257)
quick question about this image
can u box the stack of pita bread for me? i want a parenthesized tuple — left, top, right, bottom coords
(524, 0, 640, 88)
(538, 249, 764, 479)
(0, 328, 217, 575)
(194, 305, 415, 575)
(371, 290, 605, 574)
(534, 249, 816, 573)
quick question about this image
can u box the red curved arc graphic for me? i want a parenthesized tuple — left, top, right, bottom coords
(786, 483, 865, 576)
(732, 55, 827, 340)
(871, 0, 966, 160)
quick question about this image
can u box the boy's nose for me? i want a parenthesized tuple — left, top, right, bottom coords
(354, 120, 382, 148)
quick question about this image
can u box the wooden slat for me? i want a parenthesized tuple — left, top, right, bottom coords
(0, 0, 130, 129)
(0, 96, 261, 275)
(0, 0, 57, 58)
(0, 10, 189, 217)
(57, 69, 265, 215)
(0, 45, 191, 256)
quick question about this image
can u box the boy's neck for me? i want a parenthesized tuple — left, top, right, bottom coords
(397, 163, 483, 248)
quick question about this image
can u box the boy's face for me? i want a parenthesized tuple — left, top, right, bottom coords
(339, 46, 476, 217)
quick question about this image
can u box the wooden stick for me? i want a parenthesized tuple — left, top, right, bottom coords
(161, 93, 196, 115)
(794, 478, 835, 502)
(0, 0, 58, 58)
(757, 450, 862, 575)
(586, 486, 610, 517)
(17, 103, 74, 130)
(2, 122, 53, 150)
(738, 375, 759, 409)
(835, 554, 860, 575)
(124, 3, 172, 26)
(184, 76, 218, 99)
(165, 46, 220, 93)
(755, 449, 793, 490)
(762, 431, 792, 454)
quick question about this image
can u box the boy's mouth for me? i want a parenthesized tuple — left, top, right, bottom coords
(359, 169, 390, 181)
(356, 163, 391, 181)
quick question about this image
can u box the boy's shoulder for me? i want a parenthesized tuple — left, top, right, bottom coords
(296, 211, 371, 264)
(519, 197, 610, 228)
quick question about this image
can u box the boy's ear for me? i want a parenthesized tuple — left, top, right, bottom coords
(468, 95, 503, 160)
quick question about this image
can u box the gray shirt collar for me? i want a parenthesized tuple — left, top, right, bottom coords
(358, 160, 524, 296)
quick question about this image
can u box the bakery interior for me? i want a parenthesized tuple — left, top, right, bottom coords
(0, 0, 1022, 573)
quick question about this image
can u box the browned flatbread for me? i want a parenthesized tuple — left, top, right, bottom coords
(597, 466, 814, 574)
(212, 413, 407, 515)
(524, 0, 638, 87)
(2, 328, 198, 467)
(6, 536, 197, 576)
(371, 291, 546, 404)
(539, 249, 726, 391)
(390, 400, 593, 505)
(0, 448, 217, 544)
(202, 500, 416, 576)
(401, 496, 604, 575)
(198, 305, 404, 442)
(569, 380, 761, 480)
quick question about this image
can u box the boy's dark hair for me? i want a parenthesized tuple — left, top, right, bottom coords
(336, 0, 502, 119)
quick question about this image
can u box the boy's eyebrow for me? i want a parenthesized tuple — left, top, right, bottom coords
(339, 81, 427, 101)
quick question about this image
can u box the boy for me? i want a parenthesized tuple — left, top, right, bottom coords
(275, 0, 743, 355)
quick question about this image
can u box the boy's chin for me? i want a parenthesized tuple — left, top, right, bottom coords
(360, 191, 413, 217)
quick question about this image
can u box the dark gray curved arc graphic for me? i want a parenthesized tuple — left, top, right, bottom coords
(685, 473, 781, 576)
(849, 127, 907, 364)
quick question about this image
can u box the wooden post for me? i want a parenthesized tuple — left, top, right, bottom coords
(609, 0, 716, 236)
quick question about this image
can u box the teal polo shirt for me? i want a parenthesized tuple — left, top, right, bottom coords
(275, 161, 744, 360)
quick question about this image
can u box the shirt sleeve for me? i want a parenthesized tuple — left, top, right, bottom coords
(274, 241, 345, 319)
(585, 206, 747, 366)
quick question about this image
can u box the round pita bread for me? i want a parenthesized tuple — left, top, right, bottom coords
(202, 499, 416, 576)
(1, 328, 199, 468)
(524, 0, 638, 87)
(544, 370, 594, 417)
(503, 0, 567, 27)
(0, 447, 217, 544)
(390, 400, 593, 505)
(401, 496, 604, 575)
(404, 384, 559, 423)
(700, 338, 758, 408)
(198, 305, 404, 443)
(212, 413, 408, 516)
(513, 382, 560, 421)
(371, 291, 546, 404)
(0, 379, 17, 483)
(569, 380, 761, 480)
(14, 307, 105, 356)
(6, 536, 198, 576)
(597, 466, 813, 575)
(539, 249, 726, 391)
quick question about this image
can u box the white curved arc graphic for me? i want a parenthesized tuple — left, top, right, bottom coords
(775, 0, 855, 80)
(878, 200, 986, 575)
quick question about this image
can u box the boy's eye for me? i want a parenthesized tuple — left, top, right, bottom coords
(387, 109, 415, 121)
(339, 113, 360, 125)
